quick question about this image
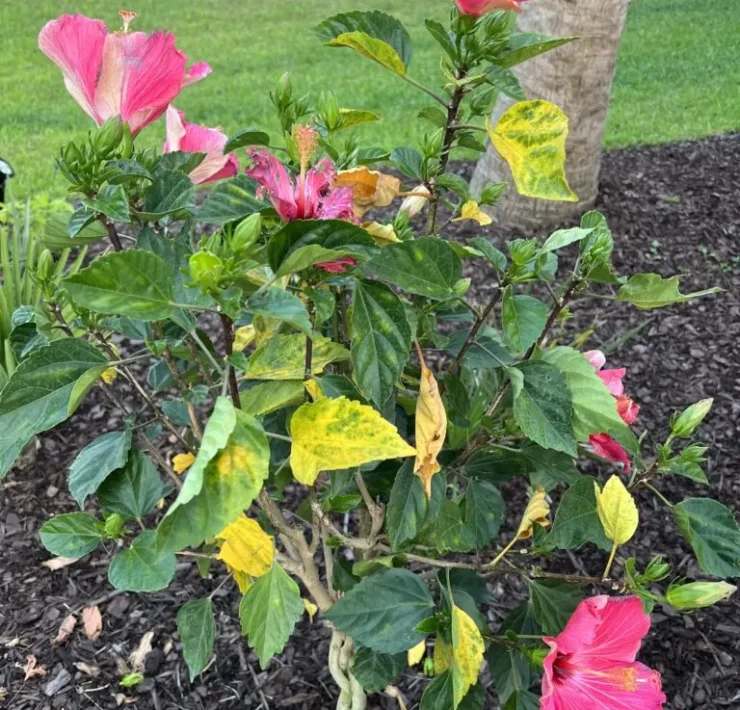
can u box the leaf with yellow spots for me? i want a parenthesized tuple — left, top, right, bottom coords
(516, 485, 550, 540)
(172, 452, 196, 475)
(335, 166, 401, 218)
(408, 640, 426, 667)
(414, 348, 447, 499)
(363, 221, 401, 245)
(488, 100, 578, 202)
(216, 515, 274, 578)
(433, 634, 452, 675)
(451, 605, 484, 708)
(245, 334, 349, 380)
(233, 325, 256, 352)
(595, 475, 638, 545)
(303, 379, 325, 402)
(452, 201, 492, 226)
(290, 396, 416, 485)
(303, 599, 318, 622)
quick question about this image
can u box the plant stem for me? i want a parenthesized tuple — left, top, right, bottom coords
(397, 74, 448, 107)
(219, 313, 241, 409)
(603, 541, 619, 579)
(488, 535, 520, 569)
(99, 216, 123, 252)
(642, 481, 674, 508)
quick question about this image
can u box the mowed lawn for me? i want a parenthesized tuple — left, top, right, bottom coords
(0, 0, 738, 198)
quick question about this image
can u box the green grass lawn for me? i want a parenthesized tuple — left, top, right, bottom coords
(0, 0, 738, 198)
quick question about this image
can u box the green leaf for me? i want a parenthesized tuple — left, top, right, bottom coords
(39, 512, 104, 558)
(83, 184, 131, 223)
(368, 238, 462, 299)
(617, 273, 722, 310)
(239, 563, 303, 668)
(98, 449, 163, 521)
(352, 648, 405, 692)
(390, 147, 424, 180)
(156, 151, 206, 176)
(157, 411, 269, 552)
(420, 673, 485, 710)
(425, 19, 457, 62)
(464, 479, 505, 547)
(0, 339, 107, 479)
(247, 287, 313, 336)
(197, 175, 265, 225)
(224, 129, 270, 153)
(351, 279, 411, 408)
(468, 237, 507, 272)
(541, 227, 593, 253)
(386, 460, 428, 550)
(245, 334, 349, 380)
(276, 245, 356, 277)
(495, 33, 575, 69)
(62, 250, 178, 321)
(548, 476, 610, 550)
(176, 598, 216, 681)
(105, 159, 154, 184)
(447, 327, 514, 369)
(486, 65, 525, 101)
(422, 500, 477, 553)
(108, 530, 177, 592)
(267, 220, 375, 275)
(325, 569, 434, 653)
(511, 361, 576, 456)
(240, 381, 305, 416)
(502, 289, 549, 354)
(487, 607, 538, 703)
(337, 108, 382, 131)
(503, 691, 541, 710)
(674, 498, 740, 578)
(543, 347, 636, 452)
(139, 170, 194, 219)
(529, 580, 583, 635)
(520, 445, 580, 490)
(68, 429, 133, 507)
(42, 212, 107, 250)
(315, 11, 413, 71)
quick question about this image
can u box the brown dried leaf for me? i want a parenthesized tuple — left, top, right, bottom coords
(129, 631, 154, 672)
(42, 556, 78, 571)
(23, 655, 47, 680)
(82, 605, 103, 641)
(73, 662, 100, 677)
(335, 166, 401, 218)
(53, 614, 77, 645)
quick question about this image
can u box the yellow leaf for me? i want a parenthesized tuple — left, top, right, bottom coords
(233, 325, 256, 353)
(433, 635, 452, 675)
(408, 640, 426, 667)
(303, 599, 318, 622)
(488, 100, 578, 202)
(232, 570, 254, 594)
(215, 515, 274, 577)
(362, 221, 401, 245)
(451, 606, 484, 708)
(595, 475, 639, 545)
(452, 201, 492, 226)
(303, 379, 325, 402)
(172, 452, 196, 475)
(516, 486, 550, 540)
(328, 32, 406, 76)
(253, 315, 282, 348)
(414, 349, 447, 499)
(245, 334, 349, 380)
(335, 166, 401, 218)
(100, 368, 118, 385)
(290, 396, 416, 485)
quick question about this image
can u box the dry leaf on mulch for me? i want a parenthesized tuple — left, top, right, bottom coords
(82, 605, 103, 640)
(53, 614, 76, 645)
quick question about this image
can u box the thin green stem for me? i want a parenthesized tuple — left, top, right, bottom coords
(397, 74, 448, 107)
(603, 541, 619, 579)
(642, 481, 674, 508)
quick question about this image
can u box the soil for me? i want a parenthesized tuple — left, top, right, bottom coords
(1, 133, 739, 710)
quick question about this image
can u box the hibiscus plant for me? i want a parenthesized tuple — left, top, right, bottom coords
(4, 3, 737, 709)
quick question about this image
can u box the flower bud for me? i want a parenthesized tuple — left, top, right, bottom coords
(319, 91, 340, 132)
(93, 116, 124, 155)
(104, 513, 125, 539)
(273, 72, 293, 108)
(667, 581, 736, 611)
(671, 398, 713, 438)
(36, 249, 55, 280)
(644, 555, 671, 582)
(399, 185, 431, 218)
(231, 214, 262, 255)
(189, 251, 223, 293)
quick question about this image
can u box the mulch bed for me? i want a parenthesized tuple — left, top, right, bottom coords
(1, 133, 739, 710)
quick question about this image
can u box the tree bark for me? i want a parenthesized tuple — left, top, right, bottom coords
(471, 0, 631, 231)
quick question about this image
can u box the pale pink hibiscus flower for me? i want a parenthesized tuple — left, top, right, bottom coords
(584, 350, 640, 472)
(39, 11, 210, 135)
(164, 107, 238, 185)
(454, 0, 530, 16)
(542, 595, 666, 710)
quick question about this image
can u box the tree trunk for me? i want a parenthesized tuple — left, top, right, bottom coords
(471, 0, 631, 231)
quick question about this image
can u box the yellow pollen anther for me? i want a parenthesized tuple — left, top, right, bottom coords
(586, 667, 638, 692)
(119, 10, 138, 33)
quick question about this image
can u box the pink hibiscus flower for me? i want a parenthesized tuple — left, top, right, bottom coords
(454, 0, 530, 16)
(542, 595, 666, 710)
(245, 126, 355, 223)
(314, 256, 358, 274)
(39, 11, 210, 135)
(164, 107, 238, 185)
(584, 350, 640, 472)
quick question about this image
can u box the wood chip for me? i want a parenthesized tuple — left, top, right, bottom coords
(53, 614, 77, 645)
(42, 556, 78, 571)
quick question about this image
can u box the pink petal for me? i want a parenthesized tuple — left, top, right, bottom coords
(599, 368, 626, 397)
(245, 148, 297, 221)
(164, 105, 186, 152)
(617, 396, 639, 426)
(118, 31, 188, 134)
(183, 61, 212, 87)
(38, 14, 107, 124)
(589, 434, 632, 472)
(319, 187, 357, 222)
(199, 154, 239, 184)
(455, 0, 527, 15)
(584, 350, 607, 371)
(297, 158, 335, 219)
(315, 256, 358, 274)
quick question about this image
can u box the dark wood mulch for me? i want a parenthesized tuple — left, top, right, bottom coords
(1, 133, 739, 710)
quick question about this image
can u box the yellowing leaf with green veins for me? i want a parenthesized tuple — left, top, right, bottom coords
(290, 396, 416, 485)
(408, 640, 426, 667)
(488, 100, 577, 202)
(328, 32, 406, 75)
(516, 485, 550, 540)
(233, 570, 253, 594)
(363, 221, 400, 245)
(414, 350, 447, 499)
(434, 635, 452, 675)
(595, 475, 639, 545)
(452, 201, 492, 226)
(215, 515, 274, 578)
(245, 334, 349, 380)
(303, 379, 325, 402)
(451, 605, 484, 708)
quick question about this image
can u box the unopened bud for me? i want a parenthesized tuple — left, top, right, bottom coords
(274, 72, 293, 107)
(644, 555, 671, 582)
(319, 91, 340, 131)
(667, 581, 736, 611)
(104, 513, 125, 539)
(36, 249, 55, 280)
(231, 213, 262, 254)
(399, 185, 431, 218)
(189, 251, 223, 293)
(671, 398, 713, 438)
(93, 116, 124, 155)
